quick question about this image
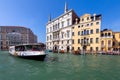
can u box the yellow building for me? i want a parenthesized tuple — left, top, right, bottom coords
(112, 32, 120, 52)
(72, 14, 102, 53)
(101, 30, 113, 52)
(101, 29, 120, 53)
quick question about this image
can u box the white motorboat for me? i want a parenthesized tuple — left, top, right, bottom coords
(9, 44, 46, 61)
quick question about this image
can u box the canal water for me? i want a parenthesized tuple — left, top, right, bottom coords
(0, 51, 120, 80)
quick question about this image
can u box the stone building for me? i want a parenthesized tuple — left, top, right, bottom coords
(0, 26, 37, 50)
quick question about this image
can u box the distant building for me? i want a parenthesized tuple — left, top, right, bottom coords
(0, 26, 37, 50)
(101, 29, 120, 52)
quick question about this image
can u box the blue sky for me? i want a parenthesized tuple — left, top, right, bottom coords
(0, 0, 120, 43)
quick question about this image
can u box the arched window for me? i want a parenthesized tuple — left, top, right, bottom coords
(105, 33, 107, 37)
(108, 33, 111, 36)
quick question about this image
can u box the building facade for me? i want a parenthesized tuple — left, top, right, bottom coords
(0, 26, 37, 50)
(46, 3, 78, 52)
(101, 29, 120, 52)
(72, 14, 102, 53)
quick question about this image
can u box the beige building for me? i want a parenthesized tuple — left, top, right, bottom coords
(72, 14, 102, 53)
(101, 29, 120, 53)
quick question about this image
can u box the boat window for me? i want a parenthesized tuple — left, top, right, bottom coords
(25, 45, 44, 51)
(15, 46, 25, 51)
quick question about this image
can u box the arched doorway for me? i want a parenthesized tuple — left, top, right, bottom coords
(67, 46, 70, 52)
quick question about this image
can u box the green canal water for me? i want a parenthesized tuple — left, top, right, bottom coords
(0, 51, 120, 80)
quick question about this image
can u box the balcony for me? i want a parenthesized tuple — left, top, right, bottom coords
(101, 45, 105, 48)
(108, 44, 112, 48)
(53, 38, 60, 41)
(52, 29, 60, 32)
(81, 42, 90, 46)
(101, 36, 113, 38)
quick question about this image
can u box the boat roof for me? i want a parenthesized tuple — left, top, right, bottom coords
(11, 43, 45, 47)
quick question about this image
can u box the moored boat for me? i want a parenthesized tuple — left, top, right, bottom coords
(9, 44, 46, 61)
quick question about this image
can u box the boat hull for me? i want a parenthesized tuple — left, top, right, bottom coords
(18, 55, 46, 61)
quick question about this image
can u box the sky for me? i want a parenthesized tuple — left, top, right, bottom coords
(0, 0, 120, 43)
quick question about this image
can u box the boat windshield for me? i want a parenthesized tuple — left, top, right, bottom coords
(15, 45, 45, 51)
(26, 45, 44, 51)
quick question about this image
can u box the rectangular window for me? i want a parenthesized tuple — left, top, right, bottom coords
(67, 19, 70, 26)
(90, 38, 93, 43)
(91, 23, 93, 26)
(96, 38, 99, 43)
(67, 40, 69, 44)
(87, 17, 89, 20)
(81, 31, 84, 35)
(62, 41, 64, 44)
(96, 22, 99, 25)
(96, 47, 99, 51)
(81, 39, 84, 43)
(78, 39, 80, 44)
(87, 30, 89, 35)
(96, 29, 99, 33)
(72, 40, 74, 44)
(90, 30, 93, 34)
(62, 21, 64, 28)
(82, 18, 84, 21)
(67, 31, 70, 38)
(78, 31, 80, 36)
(62, 32, 64, 38)
(72, 47, 74, 50)
(90, 47, 93, 51)
(72, 32, 74, 36)
(0, 35, 1, 40)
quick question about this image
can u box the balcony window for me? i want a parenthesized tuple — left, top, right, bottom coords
(108, 33, 111, 36)
(84, 30, 87, 35)
(87, 30, 89, 35)
(90, 30, 93, 34)
(105, 33, 107, 37)
(81, 31, 84, 35)
(67, 31, 70, 38)
(78, 31, 80, 36)
(101, 33, 104, 37)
